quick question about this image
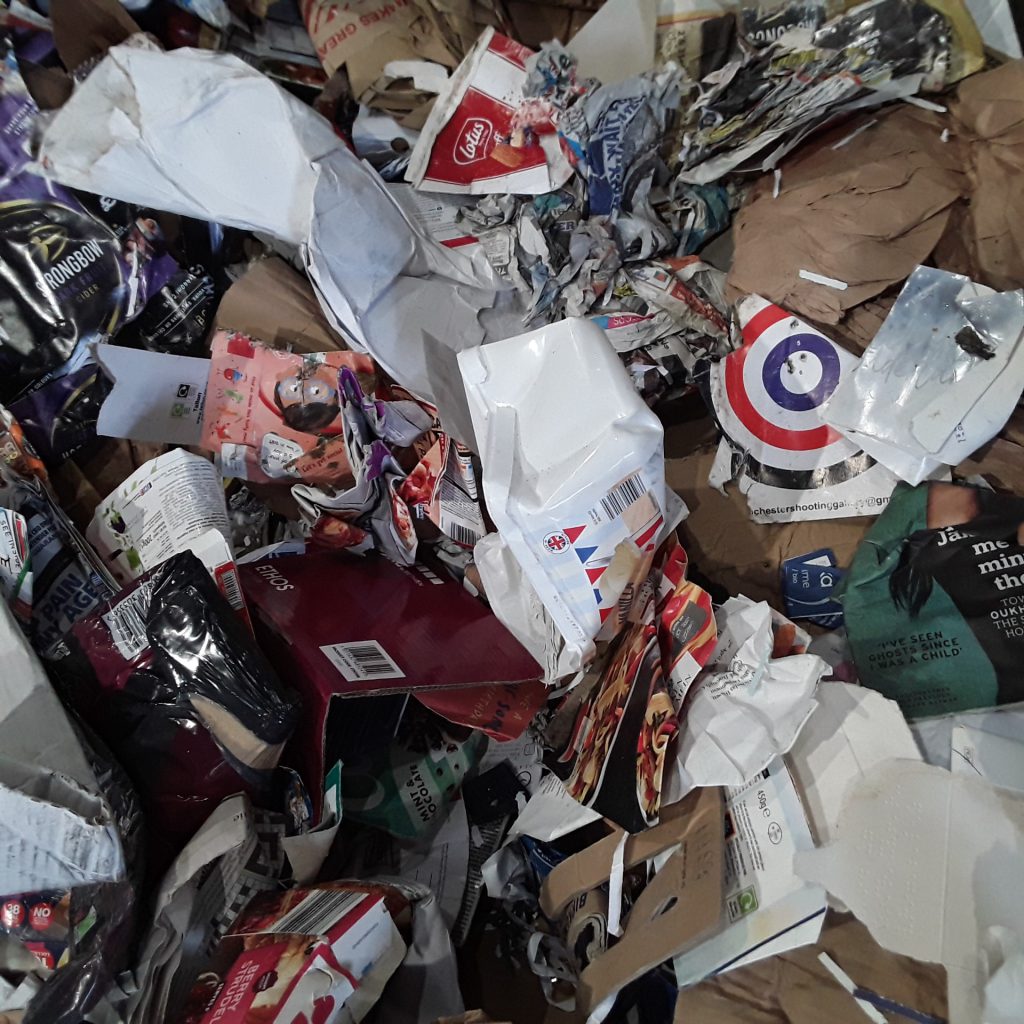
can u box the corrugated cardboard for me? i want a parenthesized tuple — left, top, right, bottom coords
(540, 786, 723, 1019)
(214, 256, 351, 353)
(666, 449, 873, 605)
(505, 0, 597, 48)
(673, 912, 948, 1024)
(727, 106, 966, 325)
(957, 436, 1024, 492)
(51, 438, 168, 534)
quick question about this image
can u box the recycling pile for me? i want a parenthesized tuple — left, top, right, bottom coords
(0, 0, 1022, 1021)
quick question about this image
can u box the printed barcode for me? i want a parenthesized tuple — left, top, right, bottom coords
(102, 581, 154, 661)
(320, 640, 406, 684)
(267, 889, 366, 936)
(218, 567, 243, 610)
(347, 643, 399, 676)
(445, 521, 481, 549)
(599, 472, 646, 520)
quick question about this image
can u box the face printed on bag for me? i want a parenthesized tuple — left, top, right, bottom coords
(273, 366, 340, 434)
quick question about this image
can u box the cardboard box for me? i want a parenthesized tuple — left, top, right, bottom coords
(539, 786, 724, 1020)
(182, 884, 406, 1024)
(239, 551, 541, 808)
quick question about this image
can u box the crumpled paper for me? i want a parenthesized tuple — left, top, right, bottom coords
(677, 0, 983, 183)
(673, 596, 825, 792)
(40, 45, 518, 447)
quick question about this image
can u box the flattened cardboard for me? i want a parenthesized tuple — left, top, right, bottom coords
(666, 449, 873, 605)
(50, 0, 140, 73)
(214, 256, 351, 354)
(957, 437, 1024, 494)
(51, 437, 168, 533)
(937, 61, 1024, 294)
(540, 786, 724, 1021)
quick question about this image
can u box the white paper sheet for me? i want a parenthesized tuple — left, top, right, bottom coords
(397, 799, 470, 930)
(786, 683, 921, 845)
(506, 774, 604, 844)
(566, 0, 658, 84)
(911, 704, 1024, 770)
(796, 760, 1024, 1024)
(674, 596, 824, 791)
(951, 725, 1024, 794)
(95, 345, 208, 446)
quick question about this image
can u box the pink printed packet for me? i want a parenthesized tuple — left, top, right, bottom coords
(201, 330, 374, 486)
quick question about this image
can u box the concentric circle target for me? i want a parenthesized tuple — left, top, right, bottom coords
(713, 300, 869, 489)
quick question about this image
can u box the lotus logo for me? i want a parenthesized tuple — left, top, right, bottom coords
(454, 117, 493, 165)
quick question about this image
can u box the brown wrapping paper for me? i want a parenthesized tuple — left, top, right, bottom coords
(726, 106, 966, 325)
(674, 912, 948, 1024)
(214, 256, 351, 354)
(936, 59, 1024, 292)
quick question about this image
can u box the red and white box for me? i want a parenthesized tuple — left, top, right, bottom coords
(407, 28, 573, 196)
(182, 885, 406, 1024)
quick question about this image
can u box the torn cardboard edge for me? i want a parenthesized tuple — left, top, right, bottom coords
(540, 786, 724, 1022)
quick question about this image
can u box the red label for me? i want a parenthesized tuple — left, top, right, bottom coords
(24, 942, 54, 970)
(29, 902, 54, 932)
(201, 942, 285, 1024)
(1, 900, 24, 929)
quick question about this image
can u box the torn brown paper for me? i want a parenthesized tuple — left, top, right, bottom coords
(727, 106, 966, 325)
(673, 912, 948, 1024)
(666, 449, 873, 606)
(940, 59, 1024, 294)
